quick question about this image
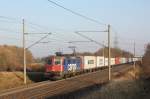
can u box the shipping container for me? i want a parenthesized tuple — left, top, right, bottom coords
(120, 58, 123, 64)
(105, 58, 108, 66)
(115, 57, 120, 64)
(126, 58, 129, 63)
(83, 56, 96, 69)
(133, 58, 139, 62)
(120, 58, 126, 64)
(96, 56, 104, 67)
(129, 58, 132, 62)
(125, 58, 128, 63)
(111, 58, 115, 65)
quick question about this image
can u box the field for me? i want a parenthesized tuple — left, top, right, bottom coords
(0, 72, 32, 91)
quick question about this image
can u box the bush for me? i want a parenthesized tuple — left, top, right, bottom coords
(28, 63, 45, 72)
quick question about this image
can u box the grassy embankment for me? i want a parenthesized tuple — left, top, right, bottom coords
(49, 64, 150, 99)
(0, 72, 32, 91)
(78, 64, 150, 99)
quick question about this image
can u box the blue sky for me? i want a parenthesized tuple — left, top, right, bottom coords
(0, 0, 149, 57)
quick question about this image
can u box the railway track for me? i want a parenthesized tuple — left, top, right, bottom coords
(0, 64, 133, 99)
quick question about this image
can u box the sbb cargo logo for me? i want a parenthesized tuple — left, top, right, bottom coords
(68, 64, 77, 72)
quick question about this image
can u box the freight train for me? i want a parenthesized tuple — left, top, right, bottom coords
(45, 55, 140, 80)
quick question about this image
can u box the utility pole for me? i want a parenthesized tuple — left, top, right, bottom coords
(74, 29, 111, 80)
(23, 19, 27, 84)
(108, 24, 111, 81)
(133, 41, 136, 77)
(103, 41, 105, 66)
(22, 19, 51, 84)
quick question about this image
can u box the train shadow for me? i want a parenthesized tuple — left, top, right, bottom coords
(26, 72, 48, 82)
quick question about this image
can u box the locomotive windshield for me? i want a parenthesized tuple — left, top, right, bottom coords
(55, 58, 61, 65)
(47, 59, 52, 65)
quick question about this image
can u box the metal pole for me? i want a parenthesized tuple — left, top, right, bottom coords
(133, 41, 136, 77)
(23, 19, 27, 84)
(103, 41, 105, 67)
(108, 24, 111, 81)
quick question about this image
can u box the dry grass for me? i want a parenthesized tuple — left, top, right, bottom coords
(113, 65, 142, 82)
(81, 65, 150, 99)
(97, 66, 150, 99)
(0, 72, 32, 91)
(49, 65, 150, 99)
(76, 67, 142, 99)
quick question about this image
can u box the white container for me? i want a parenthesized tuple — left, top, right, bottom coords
(83, 56, 96, 69)
(129, 58, 132, 62)
(96, 56, 104, 68)
(111, 58, 115, 65)
(121, 58, 126, 63)
(105, 58, 108, 66)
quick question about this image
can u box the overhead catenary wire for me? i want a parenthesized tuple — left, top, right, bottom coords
(0, 16, 78, 46)
(68, 41, 93, 43)
(0, 16, 107, 53)
(0, 36, 21, 41)
(0, 16, 72, 35)
(26, 33, 51, 49)
(27, 21, 50, 31)
(0, 28, 20, 34)
(0, 15, 110, 53)
(0, 19, 21, 24)
(111, 26, 147, 42)
(75, 32, 106, 47)
(0, 16, 19, 21)
(47, 0, 107, 26)
(0, 16, 90, 45)
(0, 16, 48, 33)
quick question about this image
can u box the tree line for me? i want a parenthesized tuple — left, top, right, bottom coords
(0, 45, 135, 72)
(0, 45, 34, 71)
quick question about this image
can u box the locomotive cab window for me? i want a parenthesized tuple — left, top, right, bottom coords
(55, 58, 61, 65)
